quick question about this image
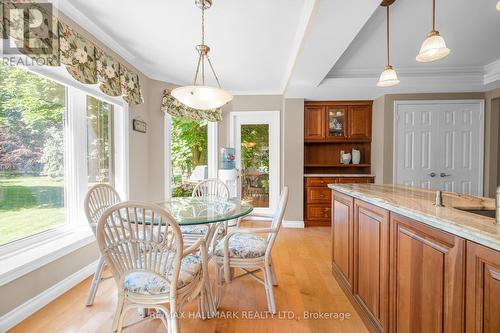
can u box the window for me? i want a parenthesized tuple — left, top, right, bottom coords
(0, 64, 66, 245)
(170, 117, 208, 197)
(0, 63, 119, 246)
(86, 96, 113, 185)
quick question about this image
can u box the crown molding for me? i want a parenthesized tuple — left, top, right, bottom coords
(484, 58, 500, 85)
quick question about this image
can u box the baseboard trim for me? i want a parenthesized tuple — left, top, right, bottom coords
(283, 220, 305, 228)
(0, 260, 98, 332)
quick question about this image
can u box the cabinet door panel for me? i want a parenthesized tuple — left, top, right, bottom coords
(331, 192, 354, 290)
(337, 177, 374, 184)
(390, 213, 464, 333)
(354, 200, 389, 332)
(466, 241, 500, 333)
(348, 105, 372, 140)
(304, 106, 325, 140)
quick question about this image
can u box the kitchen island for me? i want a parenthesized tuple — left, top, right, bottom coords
(328, 184, 500, 333)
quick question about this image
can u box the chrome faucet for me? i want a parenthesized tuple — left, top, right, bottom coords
(496, 186, 500, 225)
(435, 190, 444, 207)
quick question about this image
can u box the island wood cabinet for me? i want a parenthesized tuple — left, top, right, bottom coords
(389, 213, 465, 333)
(331, 190, 500, 333)
(353, 200, 389, 333)
(466, 241, 500, 333)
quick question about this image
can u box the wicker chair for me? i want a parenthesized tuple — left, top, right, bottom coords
(213, 186, 288, 314)
(84, 184, 121, 306)
(96, 201, 214, 333)
(180, 179, 230, 251)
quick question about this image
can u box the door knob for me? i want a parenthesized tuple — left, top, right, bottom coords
(440, 173, 451, 177)
(428, 172, 436, 177)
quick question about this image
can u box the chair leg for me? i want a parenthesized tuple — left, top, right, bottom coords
(86, 256, 105, 306)
(263, 266, 277, 314)
(269, 257, 278, 286)
(111, 293, 125, 333)
(215, 263, 223, 308)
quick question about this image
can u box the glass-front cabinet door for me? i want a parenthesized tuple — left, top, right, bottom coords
(326, 106, 348, 140)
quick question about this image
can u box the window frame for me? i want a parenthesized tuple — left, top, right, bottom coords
(0, 56, 129, 284)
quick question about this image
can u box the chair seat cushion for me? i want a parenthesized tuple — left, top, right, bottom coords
(123, 255, 202, 295)
(214, 233, 267, 259)
(180, 225, 209, 235)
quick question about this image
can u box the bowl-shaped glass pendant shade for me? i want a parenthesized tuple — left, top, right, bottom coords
(377, 65, 400, 87)
(416, 31, 450, 62)
(497, 1, 500, 11)
(171, 85, 233, 110)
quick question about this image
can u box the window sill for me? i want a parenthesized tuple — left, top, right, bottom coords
(0, 226, 95, 286)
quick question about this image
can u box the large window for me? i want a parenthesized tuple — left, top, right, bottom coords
(170, 117, 208, 197)
(0, 63, 118, 246)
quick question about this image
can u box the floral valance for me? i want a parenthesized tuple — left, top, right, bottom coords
(1, 2, 143, 105)
(161, 89, 222, 122)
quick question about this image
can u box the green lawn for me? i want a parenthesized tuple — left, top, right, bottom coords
(0, 175, 65, 245)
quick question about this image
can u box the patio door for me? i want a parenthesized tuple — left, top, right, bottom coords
(230, 111, 280, 214)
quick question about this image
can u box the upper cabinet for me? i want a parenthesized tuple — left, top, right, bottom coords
(304, 106, 325, 140)
(304, 101, 372, 142)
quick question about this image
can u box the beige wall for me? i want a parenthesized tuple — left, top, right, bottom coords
(282, 99, 304, 221)
(371, 92, 500, 197)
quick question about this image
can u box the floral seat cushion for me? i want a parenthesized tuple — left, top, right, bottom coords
(123, 255, 202, 295)
(214, 233, 267, 259)
(180, 225, 209, 235)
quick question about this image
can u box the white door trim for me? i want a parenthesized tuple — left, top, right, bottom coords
(229, 111, 281, 214)
(393, 99, 485, 195)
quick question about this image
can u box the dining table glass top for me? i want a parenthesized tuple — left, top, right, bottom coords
(155, 197, 254, 225)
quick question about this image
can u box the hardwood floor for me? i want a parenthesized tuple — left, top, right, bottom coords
(10, 227, 368, 333)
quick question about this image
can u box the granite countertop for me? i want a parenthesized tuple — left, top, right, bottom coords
(328, 184, 500, 251)
(304, 174, 375, 178)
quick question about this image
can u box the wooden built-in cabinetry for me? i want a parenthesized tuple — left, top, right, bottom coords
(331, 190, 500, 333)
(306, 176, 373, 226)
(304, 100, 374, 226)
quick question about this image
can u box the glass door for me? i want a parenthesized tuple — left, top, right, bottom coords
(230, 111, 280, 214)
(326, 106, 347, 140)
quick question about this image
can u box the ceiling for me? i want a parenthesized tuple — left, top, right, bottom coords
(59, 0, 500, 99)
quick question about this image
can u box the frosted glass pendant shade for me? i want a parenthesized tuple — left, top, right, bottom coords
(377, 65, 400, 87)
(416, 31, 450, 62)
(497, 1, 500, 11)
(171, 85, 233, 110)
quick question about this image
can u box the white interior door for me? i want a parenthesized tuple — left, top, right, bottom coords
(394, 100, 484, 196)
(230, 111, 280, 214)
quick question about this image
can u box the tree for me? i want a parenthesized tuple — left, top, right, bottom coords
(40, 127, 64, 180)
(171, 117, 208, 179)
(0, 63, 64, 174)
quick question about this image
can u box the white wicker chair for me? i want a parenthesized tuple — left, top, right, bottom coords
(213, 186, 288, 314)
(180, 179, 230, 250)
(84, 184, 121, 306)
(97, 201, 214, 333)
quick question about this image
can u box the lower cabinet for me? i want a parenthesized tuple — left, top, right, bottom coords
(329, 190, 500, 333)
(466, 241, 500, 333)
(353, 200, 389, 332)
(331, 191, 354, 290)
(389, 213, 465, 333)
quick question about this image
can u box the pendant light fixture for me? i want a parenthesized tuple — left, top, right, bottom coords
(377, 0, 400, 87)
(416, 0, 450, 62)
(497, 1, 500, 11)
(171, 0, 233, 110)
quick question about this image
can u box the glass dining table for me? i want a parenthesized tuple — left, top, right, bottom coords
(155, 197, 254, 226)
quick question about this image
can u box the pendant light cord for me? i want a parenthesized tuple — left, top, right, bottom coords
(432, 0, 436, 31)
(386, 4, 390, 66)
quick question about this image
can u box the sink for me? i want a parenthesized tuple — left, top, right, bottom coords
(455, 208, 496, 219)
